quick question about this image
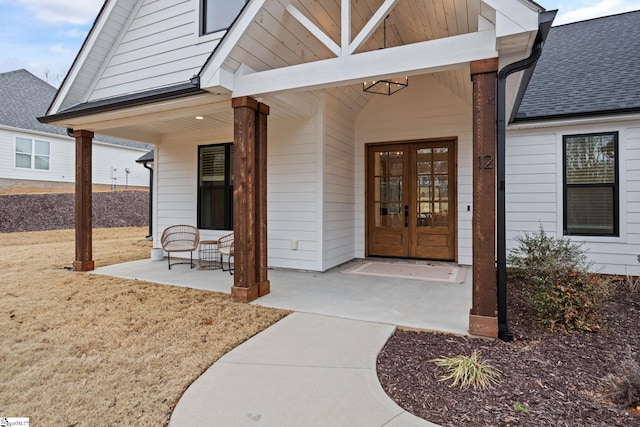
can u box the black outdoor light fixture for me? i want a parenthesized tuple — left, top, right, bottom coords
(363, 16, 408, 95)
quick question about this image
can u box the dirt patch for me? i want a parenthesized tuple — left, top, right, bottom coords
(0, 227, 289, 426)
(377, 282, 640, 427)
(0, 191, 149, 232)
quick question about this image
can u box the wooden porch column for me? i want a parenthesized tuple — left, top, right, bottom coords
(73, 130, 95, 271)
(231, 97, 270, 302)
(469, 58, 498, 337)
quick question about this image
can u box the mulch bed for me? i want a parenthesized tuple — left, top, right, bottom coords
(0, 191, 149, 232)
(377, 281, 640, 427)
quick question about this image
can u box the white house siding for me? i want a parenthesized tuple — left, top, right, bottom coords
(89, 0, 220, 102)
(154, 137, 200, 243)
(0, 127, 148, 187)
(506, 119, 640, 276)
(153, 111, 322, 271)
(268, 115, 321, 270)
(354, 74, 474, 265)
(62, 0, 138, 109)
(322, 93, 356, 270)
(92, 142, 149, 187)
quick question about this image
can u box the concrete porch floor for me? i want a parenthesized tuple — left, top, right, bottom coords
(93, 258, 472, 335)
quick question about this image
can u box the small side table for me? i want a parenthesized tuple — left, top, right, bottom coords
(198, 240, 220, 270)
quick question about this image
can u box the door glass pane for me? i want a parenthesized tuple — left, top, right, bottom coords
(434, 176, 448, 200)
(417, 176, 432, 201)
(434, 147, 449, 173)
(417, 202, 432, 227)
(433, 202, 449, 228)
(374, 150, 403, 227)
(416, 148, 432, 174)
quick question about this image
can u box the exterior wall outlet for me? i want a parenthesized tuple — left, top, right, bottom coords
(291, 240, 298, 250)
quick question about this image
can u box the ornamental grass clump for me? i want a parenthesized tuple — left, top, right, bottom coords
(432, 350, 501, 389)
(605, 356, 640, 408)
(508, 226, 610, 332)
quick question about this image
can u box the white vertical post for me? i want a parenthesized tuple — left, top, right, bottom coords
(341, 0, 350, 56)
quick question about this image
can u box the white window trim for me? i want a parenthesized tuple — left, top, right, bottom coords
(14, 137, 51, 172)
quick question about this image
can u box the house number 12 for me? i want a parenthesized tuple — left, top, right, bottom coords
(477, 155, 494, 169)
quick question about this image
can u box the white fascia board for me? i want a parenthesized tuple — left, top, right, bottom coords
(204, 68, 235, 92)
(199, 0, 269, 88)
(508, 113, 640, 130)
(482, 0, 539, 37)
(48, 0, 118, 115)
(231, 29, 498, 97)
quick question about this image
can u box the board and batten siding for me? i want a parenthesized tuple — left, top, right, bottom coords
(354, 73, 474, 265)
(506, 119, 640, 276)
(0, 128, 148, 187)
(322, 93, 356, 270)
(89, 0, 220, 102)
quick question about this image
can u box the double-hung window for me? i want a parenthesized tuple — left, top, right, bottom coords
(198, 144, 233, 230)
(16, 137, 50, 170)
(563, 132, 618, 236)
(201, 0, 247, 35)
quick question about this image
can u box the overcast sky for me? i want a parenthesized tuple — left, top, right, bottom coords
(0, 0, 639, 85)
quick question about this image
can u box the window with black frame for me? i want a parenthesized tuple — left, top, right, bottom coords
(201, 0, 247, 35)
(563, 132, 618, 236)
(198, 144, 233, 230)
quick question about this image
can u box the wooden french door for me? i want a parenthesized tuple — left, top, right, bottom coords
(367, 140, 456, 260)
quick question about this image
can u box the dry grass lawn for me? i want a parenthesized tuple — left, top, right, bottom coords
(0, 227, 289, 426)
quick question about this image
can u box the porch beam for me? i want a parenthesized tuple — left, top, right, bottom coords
(286, 4, 341, 57)
(231, 96, 270, 302)
(341, 0, 350, 56)
(349, 0, 399, 54)
(73, 130, 95, 271)
(232, 29, 497, 97)
(469, 58, 499, 337)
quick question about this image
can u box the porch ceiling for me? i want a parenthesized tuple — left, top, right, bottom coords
(57, 91, 316, 144)
(224, 0, 481, 105)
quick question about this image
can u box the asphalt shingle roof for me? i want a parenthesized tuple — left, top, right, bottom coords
(516, 10, 640, 121)
(0, 69, 151, 150)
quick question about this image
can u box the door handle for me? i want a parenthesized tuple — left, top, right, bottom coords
(404, 205, 409, 227)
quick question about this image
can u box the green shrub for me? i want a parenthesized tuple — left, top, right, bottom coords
(605, 357, 640, 408)
(508, 226, 589, 278)
(432, 350, 501, 389)
(508, 226, 609, 332)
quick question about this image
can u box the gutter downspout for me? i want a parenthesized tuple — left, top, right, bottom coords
(142, 161, 153, 238)
(496, 10, 557, 342)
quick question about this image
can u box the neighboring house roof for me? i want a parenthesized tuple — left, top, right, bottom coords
(136, 149, 154, 163)
(0, 69, 151, 150)
(516, 10, 640, 121)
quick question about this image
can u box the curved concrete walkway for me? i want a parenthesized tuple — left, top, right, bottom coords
(170, 312, 439, 427)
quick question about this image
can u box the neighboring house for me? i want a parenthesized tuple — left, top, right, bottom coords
(0, 69, 151, 191)
(39, 0, 561, 338)
(508, 10, 640, 277)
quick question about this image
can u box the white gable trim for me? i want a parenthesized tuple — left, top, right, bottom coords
(482, 0, 539, 37)
(230, 29, 498, 97)
(48, 0, 119, 115)
(199, 0, 269, 88)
